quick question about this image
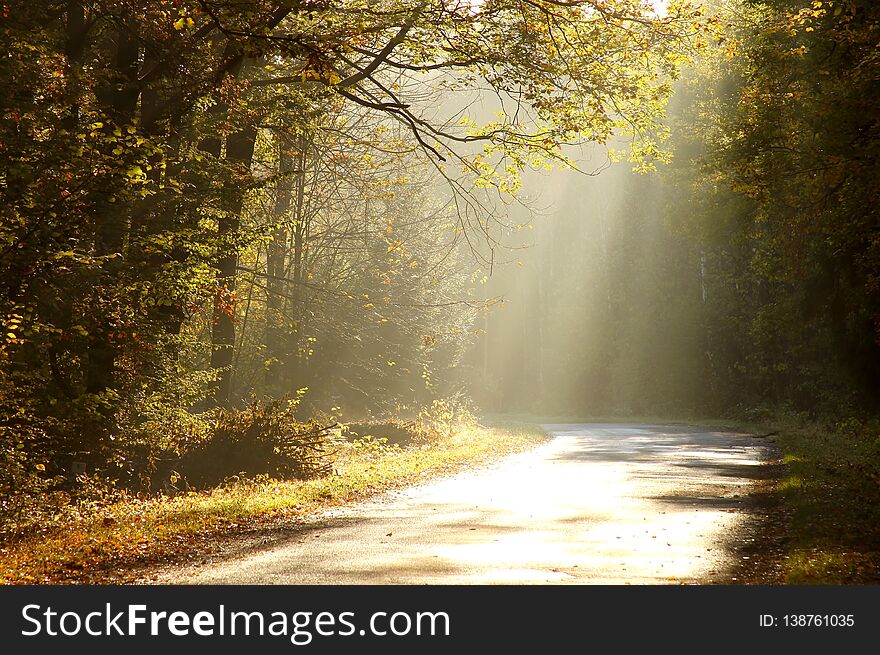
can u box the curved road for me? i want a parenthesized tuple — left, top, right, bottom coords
(159, 423, 776, 584)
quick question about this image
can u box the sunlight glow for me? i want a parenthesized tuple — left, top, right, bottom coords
(180, 426, 769, 585)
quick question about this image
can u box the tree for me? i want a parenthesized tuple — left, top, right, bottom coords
(665, 0, 880, 416)
(0, 0, 702, 494)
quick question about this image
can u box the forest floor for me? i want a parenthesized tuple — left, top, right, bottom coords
(0, 423, 547, 584)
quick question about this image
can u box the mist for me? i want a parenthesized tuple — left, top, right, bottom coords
(4, 0, 880, 588)
(460, 151, 705, 417)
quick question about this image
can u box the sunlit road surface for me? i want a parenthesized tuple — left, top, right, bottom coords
(166, 424, 775, 584)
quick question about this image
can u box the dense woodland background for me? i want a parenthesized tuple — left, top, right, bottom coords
(2, 0, 879, 529)
(474, 0, 880, 422)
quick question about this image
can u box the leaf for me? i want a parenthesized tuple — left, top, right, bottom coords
(126, 165, 145, 181)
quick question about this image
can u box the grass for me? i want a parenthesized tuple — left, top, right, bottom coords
(768, 420, 880, 583)
(0, 422, 547, 584)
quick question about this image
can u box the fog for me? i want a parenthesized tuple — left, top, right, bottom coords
(461, 150, 709, 418)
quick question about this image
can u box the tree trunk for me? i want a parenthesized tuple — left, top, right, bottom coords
(63, 1, 85, 131)
(265, 148, 292, 389)
(283, 139, 309, 389)
(210, 124, 257, 406)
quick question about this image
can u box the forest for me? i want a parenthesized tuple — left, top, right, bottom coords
(1, 0, 878, 584)
(480, 0, 880, 421)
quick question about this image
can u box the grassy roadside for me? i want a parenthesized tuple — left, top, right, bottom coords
(0, 422, 547, 584)
(768, 420, 880, 583)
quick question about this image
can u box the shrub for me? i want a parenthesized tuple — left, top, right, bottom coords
(0, 358, 61, 533)
(174, 397, 335, 489)
(344, 420, 424, 447)
(341, 395, 479, 449)
(415, 394, 478, 438)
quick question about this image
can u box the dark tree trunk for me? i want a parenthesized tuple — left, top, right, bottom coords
(63, 1, 86, 131)
(210, 124, 257, 406)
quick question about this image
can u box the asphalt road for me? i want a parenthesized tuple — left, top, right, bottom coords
(159, 423, 776, 584)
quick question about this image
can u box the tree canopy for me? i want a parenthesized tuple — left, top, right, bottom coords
(1, 0, 703, 516)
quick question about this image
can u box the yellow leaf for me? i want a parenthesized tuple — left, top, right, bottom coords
(126, 165, 145, 180)
(173, 17, 186, 30)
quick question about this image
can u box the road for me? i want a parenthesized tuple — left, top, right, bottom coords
(159, 423, 776, 584)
